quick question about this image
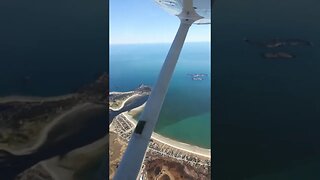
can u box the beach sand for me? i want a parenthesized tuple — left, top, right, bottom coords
(122, 112, 211, 159)
(109, 92, 211, 159)
(0, 94, 77, 103)
(109, 93, 142, 111)
(42, 135, 107, 180)
(127, 102, 146, 116)
(2, 103, 104, 155)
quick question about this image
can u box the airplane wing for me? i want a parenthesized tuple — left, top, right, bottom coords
(113, 0, 211, 179)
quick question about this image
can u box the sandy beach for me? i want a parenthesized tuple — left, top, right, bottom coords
(109, 93, 142, 111)
(109, 91, 134, 95)
(127, 102, 146, 116)
(0, 94, 77, 103)
(2, 102, 105, 155)
(109, 91, 211, 159)
(42, 135, 107, 180)
(121, 112, 211, 159)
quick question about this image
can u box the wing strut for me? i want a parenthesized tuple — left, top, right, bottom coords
(113, 1, 202, 179)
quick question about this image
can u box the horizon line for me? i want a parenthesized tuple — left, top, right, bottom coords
(110, 40, 210, 45)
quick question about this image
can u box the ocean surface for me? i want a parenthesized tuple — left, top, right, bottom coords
(0, 0, 106, 97)
(0, 0, 107, 178)
(212, 0, 320, 179)
(110, 42, 211, 149)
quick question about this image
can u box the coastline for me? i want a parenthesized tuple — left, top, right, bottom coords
(122, 111, 211, 159)
(127, 102, 146, 116)
(110, 109, 211, 179)
(0, 94, 77, 103)
(109, 93, 142, 111)
(2, 102, 105, 155)
(0, 73, 108, 179)
(109, 90, 211, 159)
(42, 135, 107, 180)
(110, 91, 134, 95)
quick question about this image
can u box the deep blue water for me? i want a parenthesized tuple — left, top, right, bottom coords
(110, 42, 211, 148)
(212, 0, 320, 179)
(0, 0, 107, 97)
(0, 1, 107, 179)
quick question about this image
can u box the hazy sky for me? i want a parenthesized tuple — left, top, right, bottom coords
(110, 0, 210, 44)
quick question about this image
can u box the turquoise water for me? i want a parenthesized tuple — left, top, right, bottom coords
(110, 42, 211, 148)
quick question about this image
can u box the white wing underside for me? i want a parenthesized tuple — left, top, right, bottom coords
(155, 0, 211, 24)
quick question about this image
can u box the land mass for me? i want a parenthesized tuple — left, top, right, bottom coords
(262, 52, 295, 59)
(187, 73, 208, 81)
(244, 37, 313, 59)
(109, 87, 211, 180)
(244, 38, 313, 48)
(0, 73, 108, 180)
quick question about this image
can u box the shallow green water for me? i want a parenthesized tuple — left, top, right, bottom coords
(110, 42, 211, 148)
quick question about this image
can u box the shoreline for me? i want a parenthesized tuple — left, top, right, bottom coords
(109, 93, 142, 111)
(109, 90, 211, 159)
(122, 112, 211, 159)
(109, 91, 134, 95)
(42, 135, 107, 180)
(127, 102, 146, 117)
(2, 102, 104, 155)
(0, 94, 77, 103)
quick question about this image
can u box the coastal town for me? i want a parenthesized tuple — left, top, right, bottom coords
(109, 86, 211, 180)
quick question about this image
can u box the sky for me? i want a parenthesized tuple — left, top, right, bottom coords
(109, 0, 211, 44)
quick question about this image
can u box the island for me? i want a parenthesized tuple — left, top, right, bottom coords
(262, 52, 295, 59)
(244, 38, 313, 48)
(187, 73, 208, 81)
(243, 37, 313, 59)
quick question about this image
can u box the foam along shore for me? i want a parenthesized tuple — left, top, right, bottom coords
(109, 93, 142, 111)
(121, 111, 211, 159)
(0, 94, 77, 103)
(109, 91, 134, 95)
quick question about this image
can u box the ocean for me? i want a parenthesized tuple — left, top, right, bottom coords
(0, 0, 107, 178)
(110, 42, 211, 149)
(212, 0, 320, 179)
(0, 0, 106, 97)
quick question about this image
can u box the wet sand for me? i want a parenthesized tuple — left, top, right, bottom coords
(109, 94, 142, 111)
(0, 94, 77, 103)
(122, 112, 211, 159)
(42, 135, 107, 180)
